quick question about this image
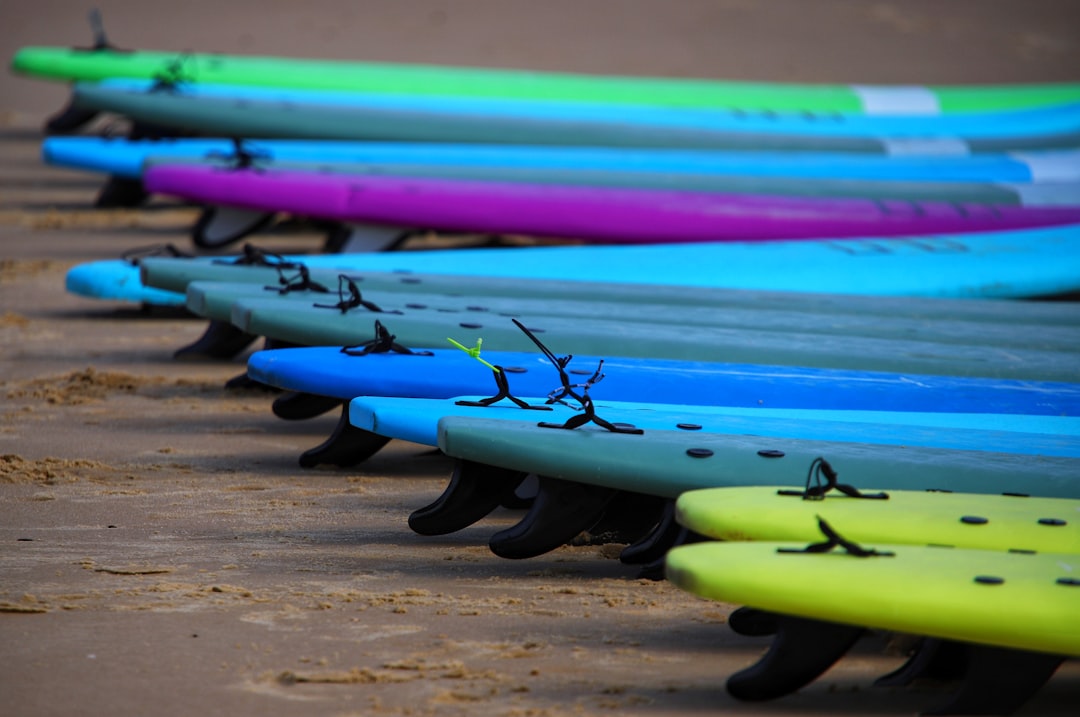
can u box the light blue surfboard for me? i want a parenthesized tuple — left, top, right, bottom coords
(348, 395, 1080, 457)
(66, 222, 1080, 305)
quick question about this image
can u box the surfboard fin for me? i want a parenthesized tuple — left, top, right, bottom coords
(570, 491, 668, 547)
(874, 637, 969, 687)
(271, 391, 342, 421)
(45, 10, 129, 134)
(621, 499, 708, 579)
(409, 460, 529, 536)
(726, 614, 865, 701)
(192, 206, 277, 249)
(488, 476, 619, 559)
(173, 319, 259, 361)
(323, 223, 414, 253)
(298, 403, 391, 468)
(726, 607, 779, 637)
(95, 176, 150, 208)
(924, 643, 1064, 716)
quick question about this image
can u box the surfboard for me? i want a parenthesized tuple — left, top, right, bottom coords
(230, 297, 1080, 381)
(435, 416, 1080, 499)
(143, 164, 1080, 247)
(185, 279, 1080, 354)
(65, 78, 1080, 153)
(348, 395, 1080, 458)
(664, 541, 1080, 657)
(147, 223, 1080, 297)
(66, 221, 1080, 308)
(73, 78, 1080, 147)
(673, 485, 1080, 552)
(16, 44, 1080, 113)
(45, 136, 1080, 184)
(247, 345, 1080, 416)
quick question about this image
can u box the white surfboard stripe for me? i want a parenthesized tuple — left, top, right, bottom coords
(883, 138, 971, 156)
(1011, 150, 1080, 182)
(998, 182, 1080, 207)
(851, 86, 942, 115)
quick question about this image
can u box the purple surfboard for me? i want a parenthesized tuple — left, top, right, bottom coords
(144, 164, 1080, 243)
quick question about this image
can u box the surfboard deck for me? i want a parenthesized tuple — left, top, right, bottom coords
(15, 45, 1080, 113)
(185, 279, 1080, 353)
(45, 136, 1080, 184)
(664, 540, 1080, 656)
(673, 486, 1080, 552)
(436, 416, 1080, 499)
(133, 223, 1080, 299)
(349, 394, 1080, 457)
(230, 296, 1080, 381)
(143, 164, 1080, 243)
(247, 346, 1080, 415)
(69, 78, 1080, 152)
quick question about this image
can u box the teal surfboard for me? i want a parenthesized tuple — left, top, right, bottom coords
(228, 296, 1080, 381)
(436, 416, 1080, 499)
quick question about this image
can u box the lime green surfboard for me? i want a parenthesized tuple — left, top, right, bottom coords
(13, 46, 1080, 113)
(665, 541, 1080, 657)
(674, 485, 1080, 554)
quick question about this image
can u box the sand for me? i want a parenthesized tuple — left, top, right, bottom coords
(1, 2, 1079, 715)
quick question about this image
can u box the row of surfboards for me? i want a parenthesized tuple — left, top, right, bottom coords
(63, 246, 1080, 715)
(13, 24, 1080, 713)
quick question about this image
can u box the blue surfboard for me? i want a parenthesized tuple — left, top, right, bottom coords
(43, 136, 1080, 184)
(347, 395, 1080, 457)
(247, 346, 1080, 416)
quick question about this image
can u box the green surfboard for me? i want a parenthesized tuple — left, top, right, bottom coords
(665, 541, 1080, 657)
(674, 486, 1080, 554)
(15, 45, 1080, 113)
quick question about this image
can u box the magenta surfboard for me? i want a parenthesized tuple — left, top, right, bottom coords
(143, 164, 1080, 243)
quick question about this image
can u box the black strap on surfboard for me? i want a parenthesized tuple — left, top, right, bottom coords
(777, 457, 889, 501)
(265, 264, 330, 296)
(777, 516, 894, 558)
(312, 274, 399, 314)
(205, 137, 272, 171)
(455, 366, 551, 411)
(148, 53, 194, 93)
(509, 319, 642, 435)
(120, 243, 194, 266)
(339, 319, 432, 357)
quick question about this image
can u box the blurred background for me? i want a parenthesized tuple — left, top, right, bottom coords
(4, 0, 1080, 123)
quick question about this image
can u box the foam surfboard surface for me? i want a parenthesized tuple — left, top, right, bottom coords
(674, 486, 1080, 553)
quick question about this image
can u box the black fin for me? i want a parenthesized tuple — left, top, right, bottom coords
(874, 638, 968, 687)
(571, 491, 668, 546)
(408, 460, 528, 536)
(94, 176, 149, 208)
(298, 404, 390, 468)
(173, 320, 258, 360)
(224, 372, 275, 391)
(192, 206, 277, 249)
(925, 644, 1063, 716)
(488, 476, 618, 559)
(726, 614, 864, 701)
(727, 607, 779, 637)
(271, 391, 342, 421)
(44, 101, 100, 134)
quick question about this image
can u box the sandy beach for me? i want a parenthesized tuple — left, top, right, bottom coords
(2, 2, 1080, 715)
